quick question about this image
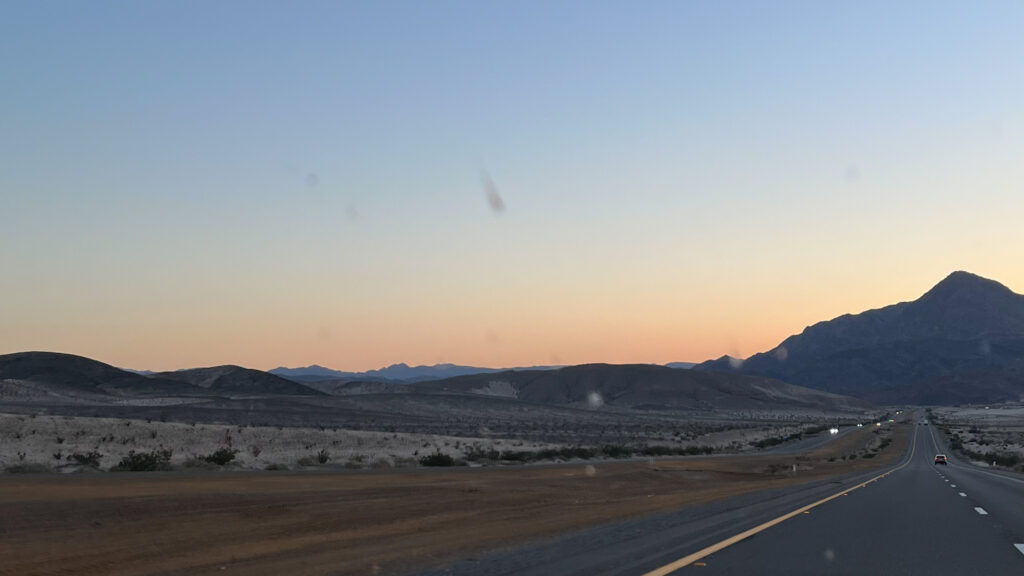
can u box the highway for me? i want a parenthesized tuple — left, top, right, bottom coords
(638, 423, 1024, 575)
(420, 423, 1024, 576)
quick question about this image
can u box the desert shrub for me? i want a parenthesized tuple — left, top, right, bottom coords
(419, 450, 455, 467)
(297, 456, 317, 466)
(600, 444, 631, 458)
(317, 449, 330, 464)
(5, 463, 52, 474)
(264, 463, 288, 471)
(202, 447, 239, 466)
(113, 449, 172, 472)
(463, 448, 501, 462)
(249, 445, 262, 458)
(67, 451, 103, 468)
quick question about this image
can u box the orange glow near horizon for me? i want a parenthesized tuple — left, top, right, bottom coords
(6, 267, 1022, 373)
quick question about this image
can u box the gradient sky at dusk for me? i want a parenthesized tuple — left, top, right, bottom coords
(3, 1, 1023, 371)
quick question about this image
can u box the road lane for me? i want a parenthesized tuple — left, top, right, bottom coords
(924, 424, 1024, 555)
(669, 423, 1024, 575)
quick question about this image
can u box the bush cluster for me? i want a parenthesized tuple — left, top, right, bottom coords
(419, 451, 455, 466)
(202, 447, 239, 466)
(67, 451, 103, 468)
(462, 443, 717, 464)
(113, 449, 172, 472)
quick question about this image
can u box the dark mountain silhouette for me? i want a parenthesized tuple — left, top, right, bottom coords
(696, 271, 1024, 404)
(0, 351, 200, 398)
(152, 366, 323, 396)
(405, 363, 870, 412)
(270, 362, 562, 383)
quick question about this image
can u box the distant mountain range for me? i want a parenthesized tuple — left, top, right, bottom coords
(268, 363, 529, 383)
(404, 364, 868, 413)
(0, 351, 866, 416)
(270, 361, 697, 383)
(696, 271, 1024, 405)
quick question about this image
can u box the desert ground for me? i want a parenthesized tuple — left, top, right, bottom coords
(929, 403, 1024, 471)
(0, 411, 871, 473)
(0, 420, 907, 576)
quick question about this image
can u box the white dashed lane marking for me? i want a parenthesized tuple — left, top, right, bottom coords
(959, 492, 966, 497)
(975, 507, 988, 515)
(1015, 544, 1024, 556)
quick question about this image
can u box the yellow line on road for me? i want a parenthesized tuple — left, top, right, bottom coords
(642, 426, 917, 576)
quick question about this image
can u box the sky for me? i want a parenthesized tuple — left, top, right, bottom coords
(2, 1, 1023, 372)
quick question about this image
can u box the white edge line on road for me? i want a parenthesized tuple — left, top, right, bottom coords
(975, 507, 988, 515)
(640, 425, 918, 576)
(1014, 544, 1024, 556)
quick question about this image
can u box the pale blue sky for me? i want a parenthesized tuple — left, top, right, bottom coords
(2, 1, 1023, 370)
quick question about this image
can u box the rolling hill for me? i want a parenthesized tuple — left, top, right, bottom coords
(152, 366, 323, 396)
(407, 363, 870, 413)
(0, 351, 200, 399)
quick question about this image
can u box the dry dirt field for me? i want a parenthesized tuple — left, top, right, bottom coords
(0, 422, 908, 576)
(930, 404, 1024, 471)
(0, 413, 849, 473)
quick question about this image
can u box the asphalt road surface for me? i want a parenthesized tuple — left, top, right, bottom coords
(420, 423, 1024, 576)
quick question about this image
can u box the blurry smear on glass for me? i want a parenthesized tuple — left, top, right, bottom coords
(481, 171, 505, 214)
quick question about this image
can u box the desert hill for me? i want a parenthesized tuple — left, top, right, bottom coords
(152, 366, 323, 396)
(0, 351, 200, 399)
(407, 363, 870, 413)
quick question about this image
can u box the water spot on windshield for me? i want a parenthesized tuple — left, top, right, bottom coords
(481, 171, 505, 214)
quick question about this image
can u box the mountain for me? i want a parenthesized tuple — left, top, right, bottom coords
(269, 364, 356, 382)
(406, 364, 870, 413)
(0, 351, 200, 399)
(152, 366, 323, 396)
(695, 271, 1024, 404)
(270, 362, 562, 383)
(664, 362, 697, 369)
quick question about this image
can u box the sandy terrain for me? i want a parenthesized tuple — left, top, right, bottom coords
(0, 422, 908, 576)
(930, 404, 1024, 471)
(0, 413, 858, 472)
